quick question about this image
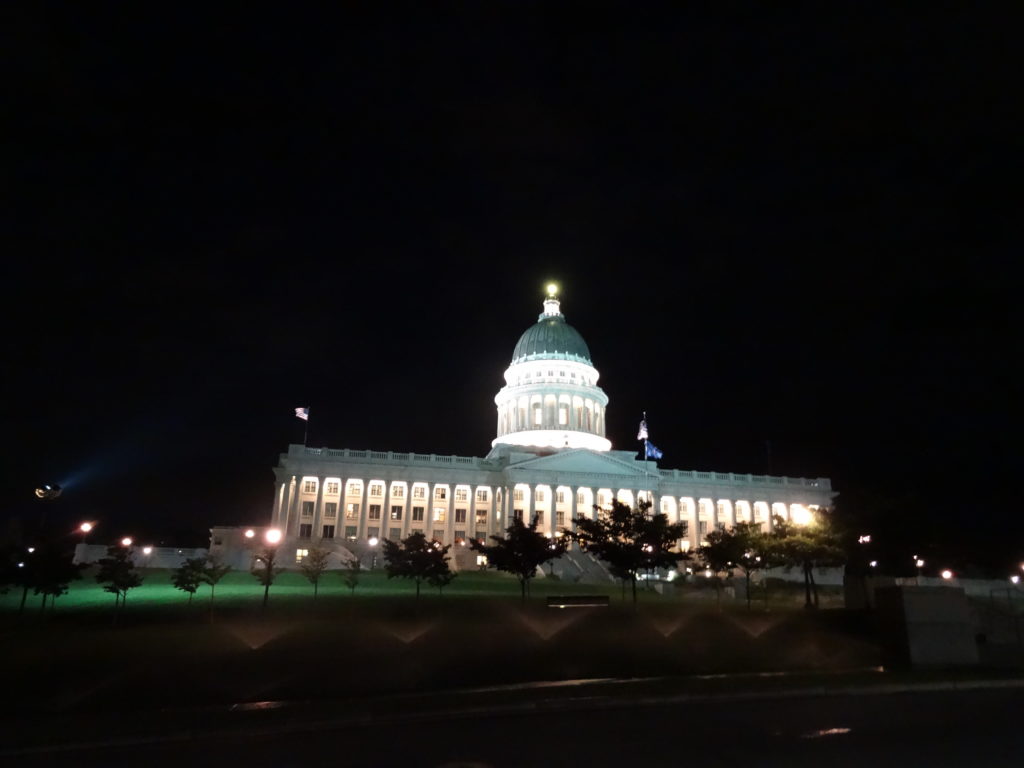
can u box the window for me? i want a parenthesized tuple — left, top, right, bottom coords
(324, 502, 337, 518)
(413, 486, 425, 499)
(296, 548, 309, 562)
(475, 509, 487, 524)
(476, 489, 488, 502)
(698, 521, 708, 535)
(514, 489, 524, 502)
(303, 480, 316, 493)
(557, 490, 566, 504)
(434, 487, 447, 500)
(389, 527, 401, 540)
(391, 485, 404, 499)
(412, 506, 425, 522)
(326, 481, 340, 494)
(454, 530, 466, 542)
(347, 482, 362, 496)
(368, 526, 379, 539)
(322, 524, 335, 539)
(559, 407, 568, 425)
(301, 501, 314, 517)
(433, 508, 446, 523)
(432, 530, 444, 541)
(535, 490, 545, 503)
(369, 483, 383, 497)
(556, 511, 565, 526)
(299, 524, 312, 538)
(345, 526, 357, 540)
(390, 505, 403, 520)
(513, 509, 524, 521)
(679, 521, 689, 536)
(455, 488, 468, 502)
(454, 508, 467, 524)
(368, 504, 382, 520)
(346, 503, 359, 519)
(577, 492, 586, 505)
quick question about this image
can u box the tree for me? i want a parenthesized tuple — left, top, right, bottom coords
(171, 557, 205, 605)
(471, 516, 567, 605)
(298, 547, 330, 598)
(571, 500, 689, 610)
(252, 546, 281, 609)
(428, 564, 457, 596)
(95, 545, 144, 619)
(201, 557, 232, 612)
(30, 544, 85, 612)
(697, 522, 773, 610)
(341, 557, 361, 596)
(381, 531, 452, 603)
(770, 508, 846, 609)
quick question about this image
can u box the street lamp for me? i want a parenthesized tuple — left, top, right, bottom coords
(941, 569, 953, 580)
(1011, 575, 1020, 585)
(244, 529, 255, 539)
(265, 528, 282, 545)
(121, 537, 133, 547)
(914, 557, 925, 583)
(368, 536, 379, 570)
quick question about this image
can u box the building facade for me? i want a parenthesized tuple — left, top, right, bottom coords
(211, 286, 833, 568)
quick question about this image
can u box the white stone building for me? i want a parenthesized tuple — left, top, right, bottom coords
(210, 286, 833, 569)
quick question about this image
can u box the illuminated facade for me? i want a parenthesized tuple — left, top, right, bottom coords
(212, 287, 833, 567)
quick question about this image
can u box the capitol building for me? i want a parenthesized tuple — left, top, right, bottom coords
(211, 286, 833, 568)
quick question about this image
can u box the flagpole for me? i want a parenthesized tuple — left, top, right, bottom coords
(304, 409, 309, 446)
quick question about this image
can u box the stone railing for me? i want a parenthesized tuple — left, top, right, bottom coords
(295, 446, 491, 469)
(660, 468, 831, 490)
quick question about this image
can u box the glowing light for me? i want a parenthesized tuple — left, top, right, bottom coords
(27, 547, 35, 554)
(869, 560, 878, 568)
(368, 536, 379, 547)
(264, 528, 282, 544)
(915, 559, 925, 568)
(1012, 575, 1020, 585)
(940, 569, 953, 580)
(79, 522, 93, 533)
(121, 537, 133, 547)
(546, 282, 558, 296)
(143, 546, 153, 555)
(17, 562, 24, 568)
(244, 529, 255, 539)
(791, 505, 812, 525)
(858, 534, 871, 544)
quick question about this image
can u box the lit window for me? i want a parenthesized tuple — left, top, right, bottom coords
(577, 492, 586, 505)
(556, 511, 565, 525)
(391, 486, 404, 499)
(303, 480, 316, 493)
(325, 481, 340, 494)
(475, 509, 487, 524)
(296, 548, 309, 562)
(324, 502, 337, 518)
(455, 488, 468, 502)
(476, 489, 489, 502)
(347, 483, 362, 496)
(514, 489, 524, 502)
(435, 487, 447, 500)
(369, 484, 383, 497)
(557, 491, 566, 504)
(413, 486, 425, 499)
(301, 501, 314, 517)
(346, 503, 359, 519)
(454, 530, 465, 542)
(390, 506, 403, 520)
(455, 508, 467, 523)
(433, 508, 446, 523)
(368, 505, 381, 520)
(536, 490, 545, 503)
(345, 526, 357, 540)
(412, 506, 425, 522)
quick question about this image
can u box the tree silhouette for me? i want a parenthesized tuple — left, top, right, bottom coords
(171, 557, 205, 605)
(252, 546, 281, 609)
(471, 516, 567, 605)
(698, 522, 773, 609)
(770, 509, 846, 609)
(381, 531, 452, 603)
(95, 545, 144, 620)
(341, 557, 361, 596)
(30, 544, 84, 611)
(299, 548, 330, 598)
(571, 500, 688, 610)
(201, 557, 232, 615)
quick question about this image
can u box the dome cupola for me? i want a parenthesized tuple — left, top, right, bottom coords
(491, 284, 611, 453)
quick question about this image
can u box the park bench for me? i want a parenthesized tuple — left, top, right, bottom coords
(546, 595, 610, 609)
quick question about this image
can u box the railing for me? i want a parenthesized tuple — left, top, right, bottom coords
(292, 446, 830, 489)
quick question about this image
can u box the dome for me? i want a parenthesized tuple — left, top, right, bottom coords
(511, 310, 592, 365)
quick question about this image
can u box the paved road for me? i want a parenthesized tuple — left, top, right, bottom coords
(8, 684, 1024, 767)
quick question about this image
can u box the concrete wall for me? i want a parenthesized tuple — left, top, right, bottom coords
(73, 543, 208, 569)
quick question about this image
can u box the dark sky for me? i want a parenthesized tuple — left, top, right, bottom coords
(4, 5, 1020, 567)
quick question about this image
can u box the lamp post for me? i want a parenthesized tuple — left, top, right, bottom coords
(368, 536, 379, 570)
(258, 528, 282, 610)
(914, 557, 925, 583)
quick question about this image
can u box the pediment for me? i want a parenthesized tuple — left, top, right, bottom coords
(507, 449, 649, 478)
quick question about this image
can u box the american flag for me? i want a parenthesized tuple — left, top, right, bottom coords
(637, 418, 648, 441)
(295, 407, 309, 421)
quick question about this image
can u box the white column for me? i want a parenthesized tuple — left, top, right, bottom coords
(527, 484, 536, 528)
(358, 484, 369, 540)
(285, 476, 299, 539)
(402, 482, 412, 539)
(312, 477, 325, 538)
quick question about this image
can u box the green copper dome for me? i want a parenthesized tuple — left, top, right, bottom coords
(511, 311, 592, 365)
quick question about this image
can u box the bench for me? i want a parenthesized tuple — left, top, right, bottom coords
(546, 595, 610, 609)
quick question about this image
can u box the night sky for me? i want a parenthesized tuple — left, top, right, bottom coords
(5, 5, 1020, 570)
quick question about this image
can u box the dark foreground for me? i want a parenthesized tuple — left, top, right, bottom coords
(4, 677, 1023, 767)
